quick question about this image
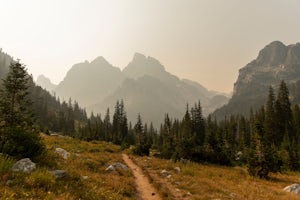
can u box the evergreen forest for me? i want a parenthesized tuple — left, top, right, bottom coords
(1, 60, 300, 178)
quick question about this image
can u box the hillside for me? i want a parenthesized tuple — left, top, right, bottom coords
(54, 53, 228, 126)
(0, 134, 136, 199)
(214, 41, 300, 119)
(0, 49, 13, 80)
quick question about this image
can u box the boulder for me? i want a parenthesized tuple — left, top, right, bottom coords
(55, 148, 70, 159)
(105, 162, 129, 172)
(48, 170, 67, 178)
(284, 184, 300, 195)
(113, 162, 129, 171)
(12, 158, 36, 173)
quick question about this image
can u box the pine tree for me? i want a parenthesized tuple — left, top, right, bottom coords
(133, 114, 149, 156)
(0, 61, 44, 158)
(276, 81, 293, 141)
(0, 61, 33, 127)
(265, 86, 276, 143)
(103, 108, 111, 141)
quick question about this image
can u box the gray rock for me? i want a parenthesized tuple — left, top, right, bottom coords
(48, 170, 67, 178)
(12, 158, 36, 173)
(106, 162, 129, 172)
(284, 183, 300, 195)
(55, 148, 70, 159)
(113, 162, 129, 171)
(161, 169, 169, 177)
(105, 165, 115, 171)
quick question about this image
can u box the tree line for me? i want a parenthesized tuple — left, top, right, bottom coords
(1, 61, 300, 178)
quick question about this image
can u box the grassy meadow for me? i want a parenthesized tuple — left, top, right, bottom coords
(133, 155, 300, 200)
(0, 134, 136, 200)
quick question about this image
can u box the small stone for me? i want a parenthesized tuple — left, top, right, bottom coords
(55, 148, 70, 159)
(161, 169, 169, 177)
(12, 158, 36, 173)
(106, 165, 115, 171)
(112, 162, 129, 171)
(82, 176, 89, 180)
(49, 170, 67, 178)
(167, 175, 172, 179)
(174, 167, 181, 173)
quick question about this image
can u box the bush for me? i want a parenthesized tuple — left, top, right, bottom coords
(0, 126, 45, 158)
(132, 144, 150, 156)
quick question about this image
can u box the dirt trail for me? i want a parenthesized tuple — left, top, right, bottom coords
(122, 154, 162, 200)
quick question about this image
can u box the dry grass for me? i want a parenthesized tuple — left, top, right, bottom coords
(133, 156, 300, 200)
(0, 134, 136, 200)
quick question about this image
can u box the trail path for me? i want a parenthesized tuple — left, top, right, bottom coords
(122, 154, 162, 200)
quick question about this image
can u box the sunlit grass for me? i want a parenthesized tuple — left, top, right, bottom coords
(133, 155, 300, 200)
(0, 134, 136, 200)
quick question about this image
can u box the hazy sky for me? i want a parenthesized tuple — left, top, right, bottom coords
(0, 0, 300, 92)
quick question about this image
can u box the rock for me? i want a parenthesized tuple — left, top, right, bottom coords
(55, 148, 70, 159)
(12, 158, 36, 173)
(174, 167, 181, 173)
(161, 169, 169, 177)
(106, 163, 129, 172)
(106, 165, 115, 171)
(167, 175, 172, 179)
(82, 176, 89, 180)
(113, 162, 129, 171)
(284, 183, 300, 195)
(48, 170, 67, 178)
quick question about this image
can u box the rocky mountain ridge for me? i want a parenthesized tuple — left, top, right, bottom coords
(214, 41, 300, 119)
(50, 53, 228, 126)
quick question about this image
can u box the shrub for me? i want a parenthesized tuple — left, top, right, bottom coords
(0, 126, 45, 158)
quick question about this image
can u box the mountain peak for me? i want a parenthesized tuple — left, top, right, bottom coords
(256, 41, 287, 66)
(36, 74, 56, 92)
(91, 56, 110, 66)
(132, 52, 147, 62)
(123, 53, 167, 80)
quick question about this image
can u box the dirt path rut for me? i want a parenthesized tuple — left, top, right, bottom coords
(122, 154, 162, 200)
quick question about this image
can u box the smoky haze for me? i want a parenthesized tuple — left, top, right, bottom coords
(0, 0, 300, 92)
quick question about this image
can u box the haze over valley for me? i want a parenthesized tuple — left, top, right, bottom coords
(2, 1, 300, 199)
(37, 53, 229, 126)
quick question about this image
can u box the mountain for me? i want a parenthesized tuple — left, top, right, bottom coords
(53, 53, 228, 126)
(36, 74, 57, 92)
(213, 41, 300, 119)
(55, 56, 125, 106)
(86, 53, 228, 126)
(0, 49, 13, 80)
